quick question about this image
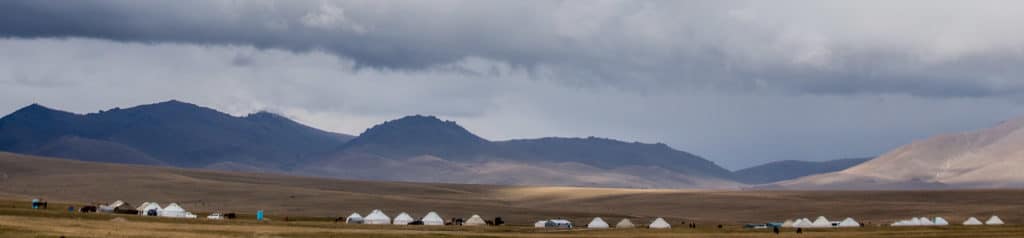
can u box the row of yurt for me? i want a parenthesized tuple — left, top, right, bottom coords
(534, 217, 667, 229)
(783, 216, 860, 228)
(133, 202, 196, 218)
(346, 210, 447, 225)
(963, 216, 1003, 226)
(892, 216, 1002, 226)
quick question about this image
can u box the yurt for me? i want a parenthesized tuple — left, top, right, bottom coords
(781, 219, 795, 228)
(135, 202, 151, 214)
(615, 218, 636, 228)
(963, 217, 983, 226)
(421, 211, 444, 226)
(545, 219, 573, 229)
(919, 217, 935, 226)
(138, 202, 162, 216)
(346, 212, 364, 224)
(393, 212, 415, 225)
(364, 210, 391, 224)
(649, 217, 671, 229)
(810, 216, 831, 228)
(534, 220, 548, 228)
(934, 217, 949, 226)
(986, 216, 1004, 225)
(463, 214, 486, 226)
(160, 203, 196, 218)
(908, 217, 922, 226)
(793, 218, 813, 228)
(587, 217, 609, 229)
(837, 217, 860, 227)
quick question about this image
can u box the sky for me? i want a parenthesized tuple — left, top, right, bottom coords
(2, 0, 1024, 170)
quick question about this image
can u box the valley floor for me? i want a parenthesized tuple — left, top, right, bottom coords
(1, 203, 1023, 238)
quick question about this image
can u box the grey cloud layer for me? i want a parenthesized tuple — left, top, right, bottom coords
(2, 38, 1023, 169)
(4, 0, 1024, 99)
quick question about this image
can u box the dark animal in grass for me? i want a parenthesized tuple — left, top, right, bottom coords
(80, 206, 97, 213)
(494, 217, 505, 226)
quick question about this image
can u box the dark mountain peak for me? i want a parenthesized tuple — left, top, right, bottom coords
(3, 103, 76, 121)
(354, 115, 486, 143)
(139, 99, 201, 110)
(12, 103, 58, 114)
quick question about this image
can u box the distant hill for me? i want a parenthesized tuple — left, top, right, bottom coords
(0, 101, 739, 188)
(307, 115, 739, 188)
(733, 158, 870, 184)
(777, 118, 1024, 189)
(0, 101, 353, 168)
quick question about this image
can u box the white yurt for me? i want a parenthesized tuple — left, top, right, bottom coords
(135, 202, 151, 214)
(986, 216, 1004, 225)
(649, 217, 671, 229)
(463, 214, 486, 226)
(546, 219, 573, 228)
(346, 212, 364, 224)
(160, 203, 196, 218)
(793, 218, 813, 228)
(919, 217, 935, 226)
(138, 202, 162, 216)
(393, 212, 415, 225)
(963, 217, 983, 226)
(616, 218, 636, 228)
(909, 217, 923, 226)
(837, 217, 860, 227)
(934, 217, 949, 226)
(421, 211, 444, 226)
(811, 216, 831, 228)
(364, 209, 391, 224)
(534, 220, 548, 228)
(587, 217, 610, 229)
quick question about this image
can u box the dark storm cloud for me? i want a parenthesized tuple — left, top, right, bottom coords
(4, 0, 1024, 99)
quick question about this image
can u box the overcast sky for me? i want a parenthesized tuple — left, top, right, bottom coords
(2, 0, 1024, 170)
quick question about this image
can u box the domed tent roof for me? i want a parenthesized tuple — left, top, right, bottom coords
(393, 212, 415, 225)
(963, 217, 983, 226)
(838, 217, 859, 227)
(649, 217, 671, 229)
(985, 216, 1004, 225)
(138, 202, 162, 216)
(933, 217, 949, 226)
(364, 209, 391, 224)
(345, 212, 363, 224)
(545, 219, 573, 228)
(159, 203, 196, 218)
(587, 217, 609, 229)
(421, 211, 444, 226)
(615, 218, 635, 228)
(534, 220, 548, 228)
(781, 219, 795, 228)
(135, 202, 152, 212)
(811, 216, 831, 228)
(793, 218, 813, 228)
(463, 214, 486, 226)
(919, 217, 934, 226)
(908, 217, 922, 226)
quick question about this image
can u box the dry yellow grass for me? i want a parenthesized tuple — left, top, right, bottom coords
(2, 151, 1024, 234)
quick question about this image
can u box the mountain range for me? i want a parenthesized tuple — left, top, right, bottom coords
(733, 158, 871, 184)
(0, 100, 891, 188)
(777, 118, 1024, 189)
